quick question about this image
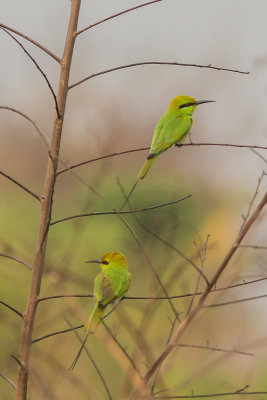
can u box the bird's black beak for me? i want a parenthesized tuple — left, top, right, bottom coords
(195, 100, 215, 105)
(86, 259, 101, 264)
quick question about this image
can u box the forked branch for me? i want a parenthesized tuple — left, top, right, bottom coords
(129, 191, 267, 398)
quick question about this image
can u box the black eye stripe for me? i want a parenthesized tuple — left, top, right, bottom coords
(102, 260, 109, 265)
(179, 102, 195, 109)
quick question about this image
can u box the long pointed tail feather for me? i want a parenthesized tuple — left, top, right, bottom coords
(84, 305, 104, 334)
(137, 158, 155, 180)
(120, 156, 156, 210)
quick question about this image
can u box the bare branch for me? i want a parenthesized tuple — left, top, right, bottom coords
(0, 106, 50, 148)
(0, 170, 40, 201)
(129, 192, 267, 398)
(69, 62, 249, 90)
(135, 218, 210, 286)
(56, 147, 148, 175)
(0, 300, 23, 318)
(0, 23, 60, 62)
(103, 321, 139, 374)
(238, 244, 267, 250)
(204, 293, 267, 308)
(153, 389, 267, 398)
(38, 294, 94, 302)
(239, 171, 266, 232)
(0, 372, 16, 390)
(76, 0, 163, 35)
(37, 276, 267, 302)
(66, 319, 112, 400)
(56, 143, 267, 176)
(0, 253, 33, 270)
(183, 142, 266, 150)
(175, 343, 254, 357)
(186, 235, 210, 316)
(16, 2, 81, 398)
(250, 148, 267, 163)
(1, 28, 60, 118)
(32, 324, 84, 344)
(49, 195, 192, 226)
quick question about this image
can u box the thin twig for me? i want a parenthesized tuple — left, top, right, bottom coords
(37, 276, 267, 302)
(56, 143, 266, 175)
(0, 372, 16, 390)
(250, 148, 267, 163)
(56, 147, 148, 175)
(0, 23, 60, 62)
(49, 195, 192, 226)
(103, 321, 139, 374)
(33, 283, 267, 346)
(66, 319, 112, 400)
(0, 300, 23, 318)
(32, 324, 83, 344)
(239, 171, 266, 232)
(175, 343, 253, 356)
(0, 106, 50, 148)
(237, 244, 267, 250)
(0, 253, 33, 270)
(76, 0, 163, 35)
(1, 28, 60, 118)
(116, 178, 181, 321)
(186, 235, 210, 316)
(128, 192, 267, 398)
(136, 218, 210, 286)
(204, 293, 267, 308)
(0, 170, 40, 201)
(69, 62, 249, 89)
(152, 389, 267, 398)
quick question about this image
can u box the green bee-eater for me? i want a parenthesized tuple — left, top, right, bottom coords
(85, 251, 131, 333)
(121, 95, 215, 208)
(69, 251, 131, 370)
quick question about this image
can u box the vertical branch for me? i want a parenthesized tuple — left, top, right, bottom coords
(15, 2, 81, 400)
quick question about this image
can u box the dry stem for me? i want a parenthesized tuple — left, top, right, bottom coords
(15, 2, 81, 399)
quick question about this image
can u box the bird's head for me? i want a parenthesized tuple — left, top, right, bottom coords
(168, 95, 215, 114)
(86, 251, 128, 270)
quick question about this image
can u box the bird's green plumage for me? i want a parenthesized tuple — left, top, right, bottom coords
(137, 95, 197, 180)
(120, 95, 214, 209)
(85, 251, 131, 333)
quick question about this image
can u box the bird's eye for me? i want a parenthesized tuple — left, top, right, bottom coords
(102, 260, 109, 265)
(179, 102, 194, 109)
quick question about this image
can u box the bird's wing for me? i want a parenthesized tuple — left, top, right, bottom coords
(150, 116, 165, 149)
(150, 114, 192, 156)
(94, 272, 116, 307)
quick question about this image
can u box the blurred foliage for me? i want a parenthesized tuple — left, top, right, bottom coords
(1, 160, 266, 399)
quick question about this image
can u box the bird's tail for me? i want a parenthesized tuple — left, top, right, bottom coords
(137, 157, 156, 180)
(84, 305, 104, 334)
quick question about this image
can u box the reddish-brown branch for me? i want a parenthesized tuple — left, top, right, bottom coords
(0, 373, 16, 390)
(76, 0, 163, 35)
(56, 143, 266, 176)
(0, 23, 60, 62)
(37, 276, 267, 303)
(49, 195, 191, 226)
(1, 28, 60, 118)
(69, 62, 249, 89)
(128, 192, 267, 398)
(15, 2, 81, 399)
(0, 300, 23, 318)
(0, 170, 40, 201)
(0, 253, 32, 270)
(0, 106, 50, 148)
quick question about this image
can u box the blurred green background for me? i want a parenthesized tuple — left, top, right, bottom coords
(1, 1, 267, 399)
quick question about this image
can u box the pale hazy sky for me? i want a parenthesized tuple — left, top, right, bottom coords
(1, 0, 267, 192)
